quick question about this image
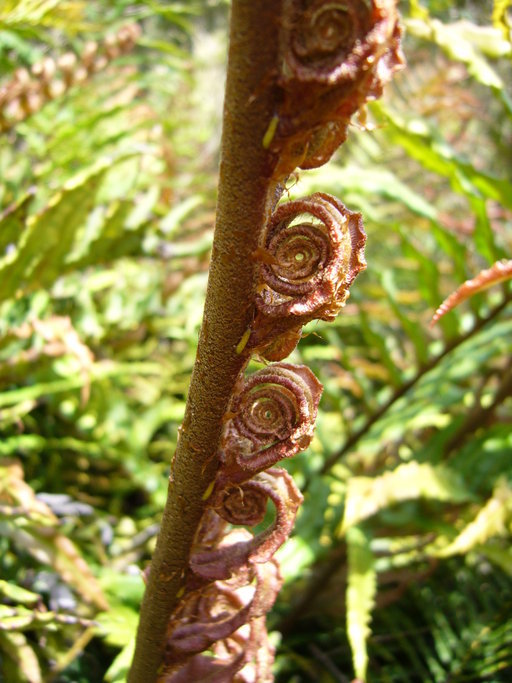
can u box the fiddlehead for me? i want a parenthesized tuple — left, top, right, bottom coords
(270, 0, 404, 174)
(282, 0, 397, 84)
(219, 363, 322, 479)
(142, 4, 403, 682)
(191, 468, 303, 580)
(162, 366, 319, 678)
(160, 558, 281, 682)
(284, 0, 374, 82)
(249, 193, 366, 360)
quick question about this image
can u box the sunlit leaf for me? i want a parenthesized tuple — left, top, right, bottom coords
(0, 581, 39, 606)
(104, 637, 135, 683)
(375, 104, 512, 213)
(346, 526, 376, 683)
(296, 165, 438, 221)
(479, 543, 512, 576)
(437, 479, 512, 558)
(0, 163, 106, 301)
(95, 606, 139, 648)
(0, 191, 34, 256)
(340, 462, 473, 534)
(0, 0, 89, 34)
(0, 631, 42, 683)
(405, 16, 509, 88)
(492, 0, 512, 40)
(381, 269, 428, 365)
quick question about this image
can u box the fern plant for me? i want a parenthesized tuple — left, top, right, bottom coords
(1, 2, 511, 682)
(128, 1, 403, 681)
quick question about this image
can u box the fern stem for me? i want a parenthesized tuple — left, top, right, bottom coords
(128, 3, 284, 681)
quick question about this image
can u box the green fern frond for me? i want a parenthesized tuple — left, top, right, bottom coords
(0, 0, 88, 34)
(370, 559, 512, 682)
(346, 526, 377, 682)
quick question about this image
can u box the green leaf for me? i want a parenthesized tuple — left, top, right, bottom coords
(400, 230, 458, 338)
(297, 165, 438, 221)
(340, 462, 473, 534)
(0, 360, 162, 408)
(0, 631, 42, 683)
(380, 269, 428, 365)
(0, 434, 46, 456)
(470, 196, 499, 264)
(437, 479, 512, 558)
(160, 195, 203, 235)
(99, 570, 145, 609)
(276, 535, 316, 583)
(69, 200, 144, 269)
(430, 220, 467, 284)
(493, 0, 512, 39)
(0, 191, 34, 256)
(405, 16, 510, 88)
(346, 526, 376, 683)
(95, 606, 139, 649)
(137, 37, 188, 58)
(0, 164, 106, 302)
(376, 105, 512, 212)
(479, 543, 512, 576)
(359, 309, 402, 387)
(0, 0, 89, 34)
(104, 637, 135, 683)
(0, 580, 40, 606)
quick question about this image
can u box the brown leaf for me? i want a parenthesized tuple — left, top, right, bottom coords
(431, 259, 512, 326)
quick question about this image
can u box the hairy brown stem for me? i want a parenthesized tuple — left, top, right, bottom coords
(128, 3, 283, 680)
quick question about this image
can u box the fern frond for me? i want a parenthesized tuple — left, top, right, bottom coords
(0, 24, 140, 133)
(0, 0, 88, 34)
(431, 259, 512, 326)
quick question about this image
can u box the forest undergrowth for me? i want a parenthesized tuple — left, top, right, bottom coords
(0, 1, 511, 681)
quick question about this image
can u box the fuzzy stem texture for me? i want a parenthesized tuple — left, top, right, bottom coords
(128, 3, 283, 681)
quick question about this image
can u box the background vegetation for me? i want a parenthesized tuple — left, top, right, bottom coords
(0, 1, 511, 681)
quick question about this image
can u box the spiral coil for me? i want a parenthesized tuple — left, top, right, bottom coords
(159, 3, 403, 680)
(161, 366, 319, 680)
(249, 193, 366, 360)
(270, 0, 404, 174)
(220, 363, 322, 477)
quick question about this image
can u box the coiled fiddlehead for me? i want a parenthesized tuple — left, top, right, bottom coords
(286, 0, 373, 81)
(249, 193, 366, 360)
(270, 0, 404, 174)
(283, 0, 391, 84)
(162, 366, 320, 678)
(160, 558, 280, 682)
(219, 363, 322, 479)
(191, 468, 303, 580)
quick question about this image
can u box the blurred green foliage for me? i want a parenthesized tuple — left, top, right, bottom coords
(0, 1, 511, 682)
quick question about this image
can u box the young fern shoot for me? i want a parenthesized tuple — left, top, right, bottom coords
(129, 2, 403, 681)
